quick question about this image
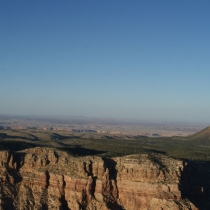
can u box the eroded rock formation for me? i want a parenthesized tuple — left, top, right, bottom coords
(0, 147, 208, 209)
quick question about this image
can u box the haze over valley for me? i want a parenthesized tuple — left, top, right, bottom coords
(0, 114, 205, 137)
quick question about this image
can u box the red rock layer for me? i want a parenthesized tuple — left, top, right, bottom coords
(0, 148, 201, 209)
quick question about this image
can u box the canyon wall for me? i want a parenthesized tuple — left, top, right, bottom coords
(0, 147, 208, 210)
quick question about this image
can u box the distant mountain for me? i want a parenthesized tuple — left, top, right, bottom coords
(189, 126, 210, 140)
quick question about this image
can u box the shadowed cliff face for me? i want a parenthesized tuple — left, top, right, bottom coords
(0, 147, 209, 210)
(179, 160, 210, 210)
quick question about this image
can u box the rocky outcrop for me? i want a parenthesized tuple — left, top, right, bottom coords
(0, 147, 208, 209)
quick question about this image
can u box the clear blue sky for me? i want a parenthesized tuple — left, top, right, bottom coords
(0, 0, 210, 123)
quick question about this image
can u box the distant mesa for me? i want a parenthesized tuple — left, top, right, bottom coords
(0, 126, 12, 130)
(152, 133, 161, 137)
(27, 126, 38, 129)
(72, 129, 97, 133)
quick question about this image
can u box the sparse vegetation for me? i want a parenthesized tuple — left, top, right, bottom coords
(0, 127, 210, 161)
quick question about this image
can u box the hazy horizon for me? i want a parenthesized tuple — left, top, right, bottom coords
(1, 1, 210, 123)
(0, 113, 209, 126)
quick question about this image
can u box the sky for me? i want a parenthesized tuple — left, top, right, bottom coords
(0, 0, 210, 123)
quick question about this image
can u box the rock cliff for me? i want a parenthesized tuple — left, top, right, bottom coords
(0, 147, 208, 210)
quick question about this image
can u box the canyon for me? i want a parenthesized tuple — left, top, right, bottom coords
(0, 147, 209, 210)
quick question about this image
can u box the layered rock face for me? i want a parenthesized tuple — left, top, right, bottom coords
(0, 147, 203, 209)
